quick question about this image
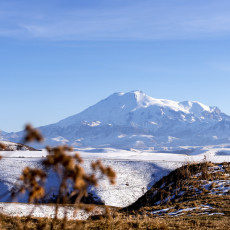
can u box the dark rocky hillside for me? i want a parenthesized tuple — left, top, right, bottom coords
(125, 162, 230, 217)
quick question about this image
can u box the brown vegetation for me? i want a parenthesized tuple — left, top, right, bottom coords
(0, 211, 229, 229)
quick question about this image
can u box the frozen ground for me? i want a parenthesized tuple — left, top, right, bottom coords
(0, 203, 104, 220)
(0, 146, 230, 219)
(0, 155, 178, 207)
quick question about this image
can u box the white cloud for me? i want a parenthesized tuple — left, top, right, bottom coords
(1, 0, 230, 41)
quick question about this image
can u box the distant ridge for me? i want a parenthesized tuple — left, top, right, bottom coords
(0, 141, 38, 151)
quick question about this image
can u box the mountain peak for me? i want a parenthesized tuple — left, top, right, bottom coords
(112, 90, 145, 98)
(129, 90, 144, 95)
(3, 90, 230, 149)
(179, 100, 211, 115)
(57, 90, 224, 129)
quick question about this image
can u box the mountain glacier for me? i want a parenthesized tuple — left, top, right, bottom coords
(2, 90, 230, 149)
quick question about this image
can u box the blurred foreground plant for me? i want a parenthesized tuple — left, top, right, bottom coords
(10, 124, 116, 229)
(0, 142, 6, 151)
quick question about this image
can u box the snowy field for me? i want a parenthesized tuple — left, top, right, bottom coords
(0, 203, 105, 220)
(0, 146, 230, 219)
(0, 154, 178, 207)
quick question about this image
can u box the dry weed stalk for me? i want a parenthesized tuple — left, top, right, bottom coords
(11, 124, 116, 229)
(0, 142, 6, 159)
(15, 167, 47, 203)
(43, 145, 116, 204)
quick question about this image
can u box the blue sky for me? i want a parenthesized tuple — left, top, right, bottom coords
(1, 0, 230, 131)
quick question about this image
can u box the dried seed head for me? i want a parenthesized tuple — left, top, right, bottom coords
(23, 124, 44, 143)
(74, 153, 83, 163)
(0, 143, 6, 150)
(17, 167, 47, 203)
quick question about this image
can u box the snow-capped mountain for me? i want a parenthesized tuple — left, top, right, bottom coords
(2, 90, 230, 149)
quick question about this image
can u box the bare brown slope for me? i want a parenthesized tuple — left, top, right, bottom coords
(124, 162, 230, 212)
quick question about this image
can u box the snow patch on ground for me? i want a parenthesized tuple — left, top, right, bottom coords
(0, 203, 104, 220)
(51, 136, 69, 143)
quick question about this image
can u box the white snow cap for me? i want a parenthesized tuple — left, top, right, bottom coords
(113, 90, 182, 110)
(57, 90, 221, 128)
(115, 90, 215, 114)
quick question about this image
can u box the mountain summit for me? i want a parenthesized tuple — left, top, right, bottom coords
(57, 90, 223, 127)
(3, 91, 230, 149)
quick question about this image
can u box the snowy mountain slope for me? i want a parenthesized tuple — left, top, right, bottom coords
(2, 90, 230, 149)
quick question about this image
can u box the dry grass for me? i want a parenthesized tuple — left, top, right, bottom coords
(126, 161, 230, 210)
(0, 212, 229, 230)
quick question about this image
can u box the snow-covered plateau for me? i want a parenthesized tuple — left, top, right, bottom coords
(0, 146, 229, 219)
